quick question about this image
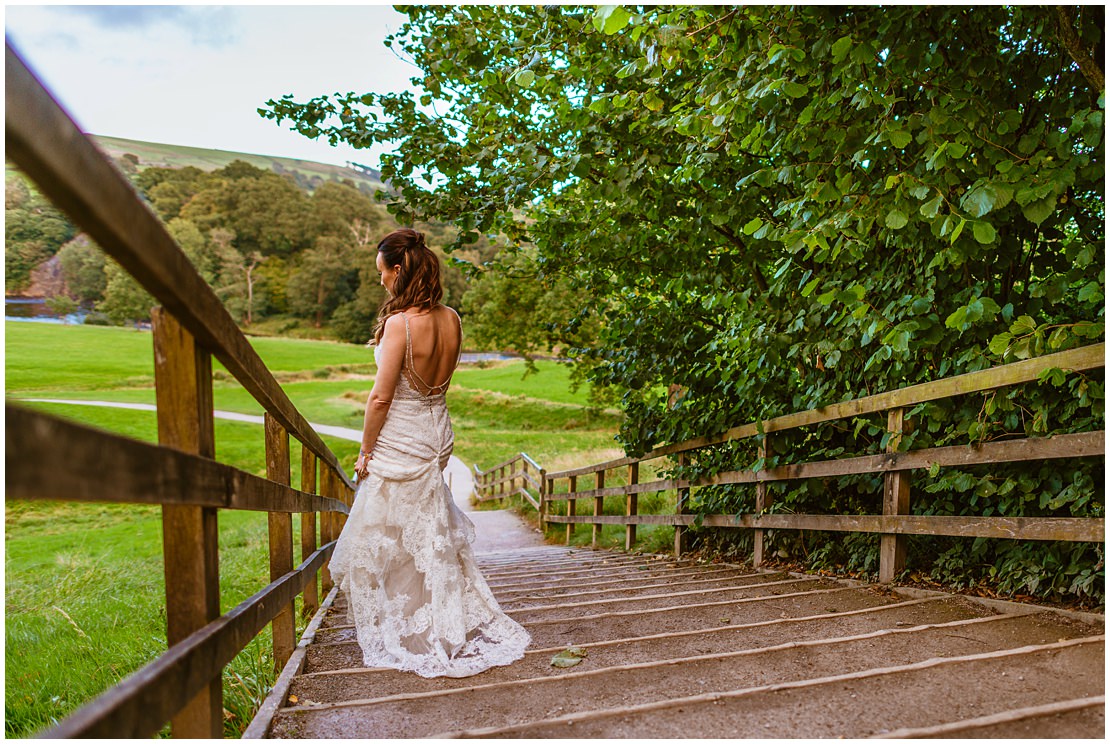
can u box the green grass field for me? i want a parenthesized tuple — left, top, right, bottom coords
(3, 320, 653, 738)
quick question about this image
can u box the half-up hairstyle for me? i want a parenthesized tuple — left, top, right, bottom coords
(372, 228, 444, 344)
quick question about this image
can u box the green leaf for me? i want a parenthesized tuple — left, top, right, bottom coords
(919, 195, 943, 219)
(801, 278, 820, 297)
(643, 89, 664, 112)
(949, 217, 966, 243)
(885, 209, 909, 229)
(742, 217, 764, 235)
(514, 69, 535, 88)
(1022, 194, 1056, 225)
(593, 5, 632, 35)
(816, 289, 837, 306)
(1010, 315, 1037, 335)
(972, 221, 997, 244)
(782, 81, 808, 98)
(1077, 281, 1102, 303)
(944, 306, 968, 330)
(551, 646, 589, 668)
(831, 35, 853, 63)
(888, 129, 912, 148)
(961, 185, 996, 218)
(988, 332, 1013, 355)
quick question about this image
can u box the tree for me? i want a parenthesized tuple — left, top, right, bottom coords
(287, 235, 358, 327)
(264, 6, 1104, 602)
(56, 234, 107, 304)
(98, 258, 155, 324)
(5, 173, 77, 292)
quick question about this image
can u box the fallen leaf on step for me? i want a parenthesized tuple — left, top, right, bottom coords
(551, 646, 588, 668)
(288, 695, 298, 704)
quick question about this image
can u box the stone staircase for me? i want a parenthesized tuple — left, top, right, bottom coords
(256, 546, 1104, 738)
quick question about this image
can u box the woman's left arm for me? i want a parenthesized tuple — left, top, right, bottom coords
(354, 314, 405, 479)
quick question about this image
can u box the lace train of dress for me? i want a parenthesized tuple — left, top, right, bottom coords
(329, 337, 530, 678)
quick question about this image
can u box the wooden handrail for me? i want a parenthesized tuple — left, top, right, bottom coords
(541, 431, 1104, 501)
(6, 404, 350, 514)
(547, 343, 1104, 479)
(5, 41, 358, 738)
(4, 42, 352, 492)
(42, 543, 335, 738)
(476, 344, 1103, 582)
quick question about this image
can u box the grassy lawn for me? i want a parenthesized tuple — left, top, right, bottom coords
(4, 320, 626, 737)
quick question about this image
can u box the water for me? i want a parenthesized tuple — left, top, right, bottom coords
(5, 298, 87, 325)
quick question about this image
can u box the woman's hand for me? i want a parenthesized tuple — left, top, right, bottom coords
(355, 451, 372, 481)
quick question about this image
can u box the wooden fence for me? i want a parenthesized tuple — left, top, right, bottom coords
(4, 43, 354, 738)
(473, 452, 545, 510)
(475, 343, 1104, 583)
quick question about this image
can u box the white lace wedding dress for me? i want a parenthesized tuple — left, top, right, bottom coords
(329, 312, 530, 678)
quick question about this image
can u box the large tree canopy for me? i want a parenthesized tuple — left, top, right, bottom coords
(265, 5, 1104, 601)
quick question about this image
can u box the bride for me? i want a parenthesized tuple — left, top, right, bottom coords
(328, 228, 531, 678)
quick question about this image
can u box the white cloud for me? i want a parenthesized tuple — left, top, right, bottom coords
(5, 4, 416, 167)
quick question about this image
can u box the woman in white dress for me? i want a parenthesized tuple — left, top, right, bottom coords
(329, 228, 531, 678)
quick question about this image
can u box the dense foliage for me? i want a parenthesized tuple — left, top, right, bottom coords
(5, 172, 77, 291)
(6, 159, 488, 342)
(264, 5, 1104, 604)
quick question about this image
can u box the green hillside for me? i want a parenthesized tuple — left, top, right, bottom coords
(91, 135, 383, 193)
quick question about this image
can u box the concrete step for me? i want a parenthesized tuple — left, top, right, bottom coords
(272, 613, 1101, 738)
(434, 637, 1105, 738)
(262, 546, 1104, 739)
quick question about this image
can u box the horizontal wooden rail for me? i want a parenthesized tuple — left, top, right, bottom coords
(544, 431, 1104, 502)
(7, 405, 349, 515)
(4, 43, 352, 492)
(548, 343, 1104, 479)
(511, 487, 541, 510)
(44, 542, 335, 738)
(541, 513, 1104, 542)
(474, 453, 526, 475)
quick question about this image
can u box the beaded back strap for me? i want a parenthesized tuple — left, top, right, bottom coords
(401, 308, 463, 396)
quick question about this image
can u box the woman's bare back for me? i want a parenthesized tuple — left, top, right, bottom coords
(401, 305, 461, 394)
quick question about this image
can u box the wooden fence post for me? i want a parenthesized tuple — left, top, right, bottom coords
(674, 452, 690, 557)
(300, 447, 318, 619)
(538, 468, 548, 532)
(321, 468, 333, 599)
(151, 308, 222, 739)
(626, 462, 639, 551)
(753, 437, 770, 568)
(265, 413, 296, 672)
(592, 469, 606, 547)
(566, 475, 577, 545)
(880, 408, 912, 583)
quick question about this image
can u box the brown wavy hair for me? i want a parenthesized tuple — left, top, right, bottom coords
(371, 228, 444, 344)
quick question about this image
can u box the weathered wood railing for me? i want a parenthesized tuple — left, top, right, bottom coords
(473, 452, 546, 513)
(4, 43, 354, 738)
(479, 343, 1104, 584)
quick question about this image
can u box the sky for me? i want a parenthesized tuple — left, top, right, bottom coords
(4, 3, 418, 168)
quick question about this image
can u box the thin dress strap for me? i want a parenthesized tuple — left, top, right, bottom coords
(400, 308, 461, 396)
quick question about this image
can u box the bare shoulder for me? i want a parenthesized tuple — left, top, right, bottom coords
(383, 312, 407, 329)
(380, 312, 407, 341)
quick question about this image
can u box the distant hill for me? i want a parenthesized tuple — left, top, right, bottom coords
(91, 135, 384, 193)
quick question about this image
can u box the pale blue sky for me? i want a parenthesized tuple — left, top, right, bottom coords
(5, 3, 416, 167)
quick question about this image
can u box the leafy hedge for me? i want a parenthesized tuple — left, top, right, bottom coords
(264, 5, 1104, 605)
